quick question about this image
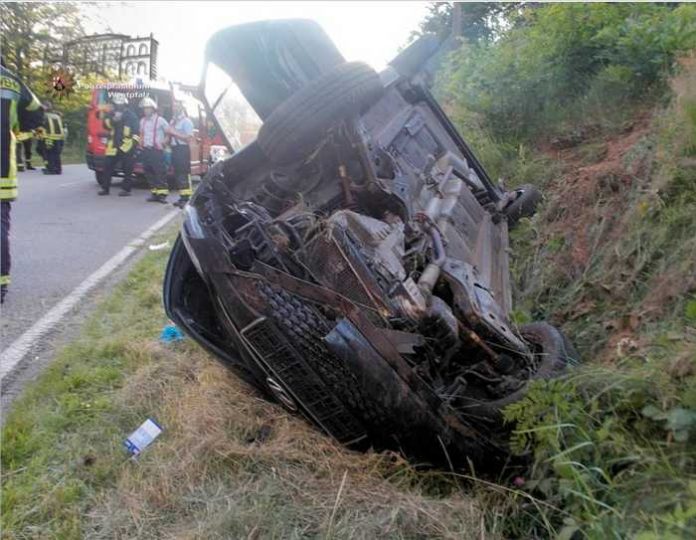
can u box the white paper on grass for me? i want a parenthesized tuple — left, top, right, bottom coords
(148, 241, 170, 251)
(124, 418, 163, 456)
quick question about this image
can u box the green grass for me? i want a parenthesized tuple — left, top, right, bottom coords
(1, 233, 172, 538)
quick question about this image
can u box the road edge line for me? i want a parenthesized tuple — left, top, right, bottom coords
(0, 210, 179, 382)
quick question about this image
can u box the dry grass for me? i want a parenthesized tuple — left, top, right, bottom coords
(85, 341, 482, 539)
(2, 233, 483, 539)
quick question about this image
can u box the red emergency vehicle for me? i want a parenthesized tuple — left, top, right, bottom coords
(86, 81, 227, 183)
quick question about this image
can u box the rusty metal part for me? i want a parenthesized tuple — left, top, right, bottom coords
(414, 212, 447, 296)
(248, 262, 444, 412)
(338, 163, 358, 210)
(325, 318, 490, 461)
(457, 319, 500, 364)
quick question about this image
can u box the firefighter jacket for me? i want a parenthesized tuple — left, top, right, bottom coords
(1, 66, 43, 200)
(102, 109, 140, 155)
(43, 112, 65, 148)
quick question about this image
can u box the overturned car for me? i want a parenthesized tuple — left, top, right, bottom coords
(164, 20, 576, 471)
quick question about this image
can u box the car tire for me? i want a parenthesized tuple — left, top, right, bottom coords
(257, 61, 384, 165)
(504, 184, 542, 227)
(457, 322, 575, 420)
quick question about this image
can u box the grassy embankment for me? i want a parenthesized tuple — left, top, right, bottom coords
(434, 4, 696, 536)
(1, 227, 481, 539)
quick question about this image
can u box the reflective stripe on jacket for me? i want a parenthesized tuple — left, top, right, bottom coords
(1, 65, 43, 201)
(104, 110, 140, 156)
(44, 112, 65, 141)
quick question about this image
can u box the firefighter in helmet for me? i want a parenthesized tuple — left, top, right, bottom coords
(98, 93, 140, 196)
(138, 96, 170, 203)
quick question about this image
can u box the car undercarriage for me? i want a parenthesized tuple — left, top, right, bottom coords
(164, 19, 576, 472)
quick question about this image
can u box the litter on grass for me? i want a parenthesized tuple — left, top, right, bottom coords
(149, 241, 171, 251)
(160, 324, 185, 343)
(124, 418, 163, 456)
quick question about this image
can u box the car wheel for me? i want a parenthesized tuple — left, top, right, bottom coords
(456, 322, 575, 420)
(504, 184, 542, 227)
(257, 61, 384, 165)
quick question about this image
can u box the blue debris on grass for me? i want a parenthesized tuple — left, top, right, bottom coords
(159, 324, 185, 343)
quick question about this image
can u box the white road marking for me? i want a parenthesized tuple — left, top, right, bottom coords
(0, 210, 180, 382)
(59, 181, 82, 187)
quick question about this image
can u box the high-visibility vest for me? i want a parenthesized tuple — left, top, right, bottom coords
(1, 65, 42, 201)
(44, 112, 65, 141)
(103, 110, 140, 156)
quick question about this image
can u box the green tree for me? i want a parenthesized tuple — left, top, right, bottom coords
(413, 2, 522, 44)
(440, 2, 696, 141)
(0, 2, 85, 87)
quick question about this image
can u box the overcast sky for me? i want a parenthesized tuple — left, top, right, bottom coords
(84, 1, 429, 84)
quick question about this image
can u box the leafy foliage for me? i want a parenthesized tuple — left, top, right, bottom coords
(412, 1, 521, 44)
(502, 369, 696, 538)
(428, 2, 696, 537)
(439, 3, 696, 142)
(0, 2, 85, 87)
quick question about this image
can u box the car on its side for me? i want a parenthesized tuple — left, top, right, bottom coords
(164, 19, 575, 472)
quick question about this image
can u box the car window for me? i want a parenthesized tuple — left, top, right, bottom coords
(204, 61, 261, 149)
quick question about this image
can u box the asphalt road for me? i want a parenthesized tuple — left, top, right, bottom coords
(0, 164, 178, 349)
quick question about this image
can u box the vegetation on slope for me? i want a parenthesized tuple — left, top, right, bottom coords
(428, 2, 696, 537)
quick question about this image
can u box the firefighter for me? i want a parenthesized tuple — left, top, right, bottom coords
(98, 94, 140, 196)
(165, 99, 194, 208)
(42, 100, 65, 175)
(138, 97, 170, 203)
(16, 99, 37, 170)
(1, 62, 43, 303)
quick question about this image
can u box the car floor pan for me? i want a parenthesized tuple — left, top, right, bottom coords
(205, 19, 345, 119)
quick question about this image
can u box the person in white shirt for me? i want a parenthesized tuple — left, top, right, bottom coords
(138, 97, 170, 203)
(165, 100, 195, 208)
